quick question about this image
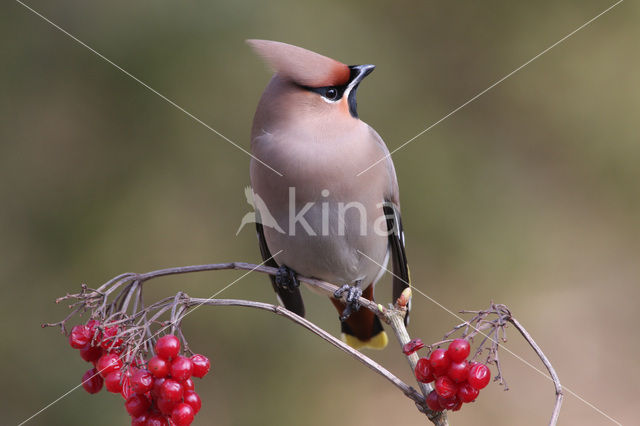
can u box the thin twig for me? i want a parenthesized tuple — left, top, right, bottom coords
(49, 261, 562, 425)
(134, 262, 385, 318)
(387, 288, 448, 426)
(444, 303, 563, 425)
(187, 297, 428, 409)
(48, 262, 444, 424)
(508, 317, 563, 425)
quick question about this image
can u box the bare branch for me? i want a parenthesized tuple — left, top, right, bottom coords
(187, 297, 428, 409)
(388, 288, 448, 426)
(132, 262, 384, 318)
(47, 262, 447, 424)
(48, 261, 562, 425)
(444, 303, 563, 426)
(508, 317, 563, 425)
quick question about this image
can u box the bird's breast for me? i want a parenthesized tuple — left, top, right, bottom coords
(250, 125, 390, 285)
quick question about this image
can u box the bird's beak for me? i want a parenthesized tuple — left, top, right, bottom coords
(346, 64, 375, 119)
(349, 64, 375, 87)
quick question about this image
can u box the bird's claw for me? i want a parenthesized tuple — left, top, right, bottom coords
(334, 284, 362, 320)
(333, 284, 350, 299)
(275, 265, 299, 292)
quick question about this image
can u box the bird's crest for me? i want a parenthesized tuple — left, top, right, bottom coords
(246, 39, 350, 88)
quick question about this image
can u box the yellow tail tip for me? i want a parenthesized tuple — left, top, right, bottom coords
(342, 331, 388, 350)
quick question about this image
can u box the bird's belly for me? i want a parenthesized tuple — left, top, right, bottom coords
(262, 202, 389, 286)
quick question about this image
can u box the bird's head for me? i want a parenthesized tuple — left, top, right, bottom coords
(247, 39, 375, 124)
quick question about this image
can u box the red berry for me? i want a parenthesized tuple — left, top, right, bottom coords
(100, 326, 123, 352)
(171, 356, 194, 381)
(457, 382, 480, 403)
(429, 349, 450, 376)
(447, 339, 471, 363)
(131, 369, 153, 394)
(160, 379, 184, 402)
(81, 367, 103, 394)
(151, 377, 165, 399)
(131, 413, 148, 426)
(125, 393, 151, 417)
(447, 360, 470, 383)
(172, 402, 195, 426)
(425, 390, 442, 411)
(468, 363, 491, 389)
(120, 371, 133, 399)
(69, 325, 91, 349)
(402, 338, 425, 356)
(86, 319, 101, 338)
(96, 353, 122, 377)
(450, 398, 463, 411)
(157, 397, 178, 416)
(148, 356, 170, 378)
(190, 354, 210, 378)
(182, 378, 195, 391)
(183, 390, 202, 414)
(105, 371, 123, 393)
(155, 335, 180, 360)
(146, 414, 169, 426)
(435, 375, 458, 399)
(79, 344, 103, 363)
(415, 357, 434, 383)
(438, 394, 460, 410)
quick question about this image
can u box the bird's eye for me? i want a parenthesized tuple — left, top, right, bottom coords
(325, 88, 338, 100)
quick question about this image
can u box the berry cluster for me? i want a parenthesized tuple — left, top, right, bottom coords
(70, 321, 210, 425)
(69, 319, 120, 395)
(411, 338, 491, 412)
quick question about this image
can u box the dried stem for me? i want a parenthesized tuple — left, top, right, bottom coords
(387, 289, 448, 426)
(48, 262, 445, 424)
(188, 297, 427, 408)
(446, 303, 563, 426)
(49, 261, 564, 426)
(508, 317, 563, 425)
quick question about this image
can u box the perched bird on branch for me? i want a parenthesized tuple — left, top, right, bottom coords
(247, 39, 409, 350)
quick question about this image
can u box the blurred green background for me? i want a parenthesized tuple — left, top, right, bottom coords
(2, 0, 638, 425)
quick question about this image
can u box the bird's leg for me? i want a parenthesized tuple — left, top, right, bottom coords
(334, 283, 363, 321)
(275, 264, 300, 292)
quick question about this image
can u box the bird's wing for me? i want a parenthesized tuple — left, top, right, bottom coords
(367, 126, 400, 205)
(383, 202, 410, 324)
(256, 222, 306, 317)
(368, 126, 411, 324)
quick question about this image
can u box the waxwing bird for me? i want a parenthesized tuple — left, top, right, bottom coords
(247, 39, 410, 350)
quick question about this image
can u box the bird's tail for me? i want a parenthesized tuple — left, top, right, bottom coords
(329, 285, 388, 350)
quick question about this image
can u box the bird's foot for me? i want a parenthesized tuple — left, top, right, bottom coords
(275, 265, 300, 292)
(334, 284, 363, 321)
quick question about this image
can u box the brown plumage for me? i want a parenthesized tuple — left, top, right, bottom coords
(246, 39, 350, 87)
(248, 40, 410, 350)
